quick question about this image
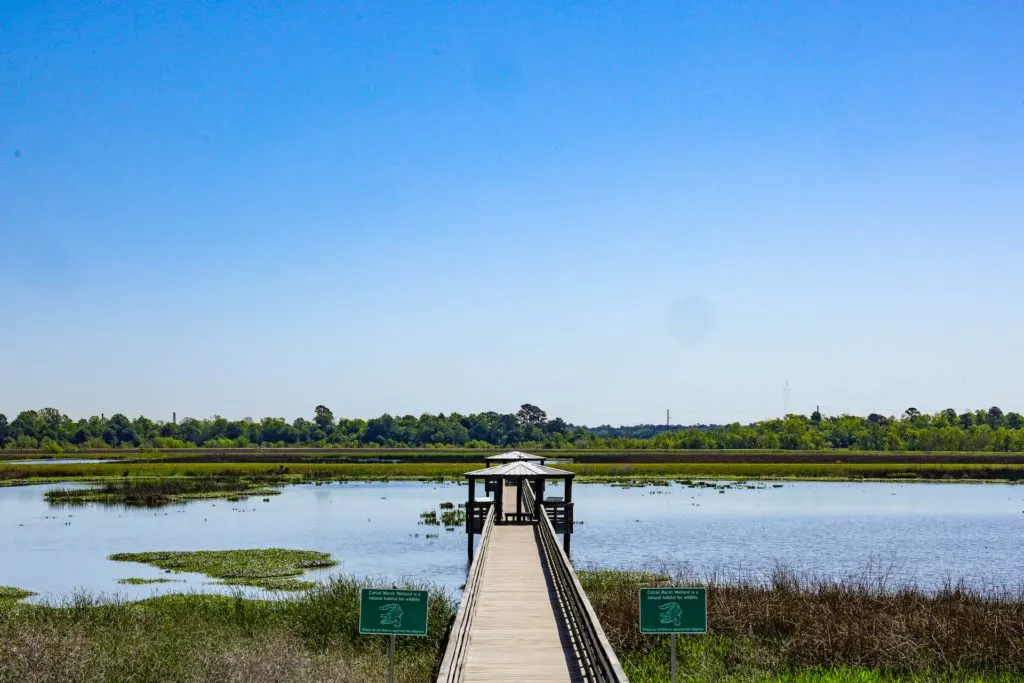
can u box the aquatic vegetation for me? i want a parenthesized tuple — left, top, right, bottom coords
(0, 586, 35, 603)
(418, 510, 440, 526)
(117, 577, 181, 585)
(440, 508, 465, 528)
(109, 549, 336, 590)
(44, 476, 283, 507)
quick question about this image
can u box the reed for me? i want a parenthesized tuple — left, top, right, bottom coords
(580, 567, 1024, 681)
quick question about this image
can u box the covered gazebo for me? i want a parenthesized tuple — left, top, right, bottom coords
(483, 450, 548, 467)
(464, 461, 575, 561)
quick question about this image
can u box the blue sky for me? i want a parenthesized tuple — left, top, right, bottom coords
(2, 1, 1022, 425)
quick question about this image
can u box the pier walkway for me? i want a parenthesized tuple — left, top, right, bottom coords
(437, 459, 628, 683)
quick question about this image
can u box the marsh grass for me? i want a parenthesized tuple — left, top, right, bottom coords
(580, 567, 1024, 682)
(44, 475, 284, 507)
(109, 549, 336, 590)
(116, 578, 180, 585)
(0, 586, 35, 604)
(7, 460, 1024, 489)
(0, 577, 453, 683)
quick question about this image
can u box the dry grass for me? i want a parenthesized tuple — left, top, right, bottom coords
(580, 567, 1024, 681)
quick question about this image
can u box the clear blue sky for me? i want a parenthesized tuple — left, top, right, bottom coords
(2, 1, 1022, 426)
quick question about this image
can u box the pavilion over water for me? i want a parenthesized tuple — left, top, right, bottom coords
(463, 453, 575, 560)
(482, 450, 547, 466)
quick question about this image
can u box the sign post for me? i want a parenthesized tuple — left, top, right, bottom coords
(639, 587, 707, 683)
(359, 588, 430, 683)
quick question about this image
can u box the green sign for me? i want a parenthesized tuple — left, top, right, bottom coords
(359, 589, 429, 637)
(639, 587, 707, 634)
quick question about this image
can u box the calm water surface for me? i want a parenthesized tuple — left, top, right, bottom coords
(566, 481, 1024, 588)
(1, 480, 1021, 603)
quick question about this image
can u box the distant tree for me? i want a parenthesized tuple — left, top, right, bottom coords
(867, 413, 888, 426)
(364, 414, 396, 444)
(1006, 412, 1024, 430)
(903, 407, 921, 421)
(516, 403, 547, 426)
(545, 417, 570, 434)
(0, 414, 7, 448)
(987, 406, 1004, 429)
(810, 409, 822, 425)
(314, 405, 335, 431)
(941, 408, 958, 425)
(959, 412, 974, 429)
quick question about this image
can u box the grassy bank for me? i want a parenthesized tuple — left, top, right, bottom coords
(0, 577, 453, 683)
(110, 549, 336, 591)
(580, 569, 1024, 682)
(4, 460, 1024, 487)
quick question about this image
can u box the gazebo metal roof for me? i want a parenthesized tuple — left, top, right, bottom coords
(464, 461, 574, 479)
(484, 450, 547, 463)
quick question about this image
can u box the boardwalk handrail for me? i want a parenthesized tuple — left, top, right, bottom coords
(436, 504, 496, 682)
(537, 501, 630, 683)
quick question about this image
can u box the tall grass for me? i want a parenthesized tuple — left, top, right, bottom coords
(580, 567, 1024, 682)
(4, 460, 1024, 485)
(0, 577, 454, 683)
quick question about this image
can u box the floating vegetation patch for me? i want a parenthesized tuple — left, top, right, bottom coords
(109, 549, 336, 591)
(418, 510, 440, 526)
(440, 508, 466, 529)
(0, 586, 35, 603)
(45, 476, 283, 507)
(418, 503, 467, 532)
(117, 577, 182, 585)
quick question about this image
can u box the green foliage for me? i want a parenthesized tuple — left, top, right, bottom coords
(5, 404, 1024, 453)
(39, 437, 63, 455)
(109, 549, 336, 590)
(0, 586, 35, 603)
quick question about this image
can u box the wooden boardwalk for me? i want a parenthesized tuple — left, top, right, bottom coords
(460, 485, 582, 682)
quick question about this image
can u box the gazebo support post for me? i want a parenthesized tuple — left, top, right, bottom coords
(495, 478, 503, 524)
(563, 476, 573, 556)
(466, 476, 476, 564)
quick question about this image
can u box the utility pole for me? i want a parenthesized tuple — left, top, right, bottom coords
(666, 409, 671, 427)
(783, 381, 790, 415)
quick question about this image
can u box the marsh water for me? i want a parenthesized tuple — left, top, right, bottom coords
(1, 480, 1021, 603)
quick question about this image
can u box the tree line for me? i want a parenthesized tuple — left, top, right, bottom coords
(2, 404, 1024, 452)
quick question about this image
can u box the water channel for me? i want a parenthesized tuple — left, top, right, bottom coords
(1, 480, 1020, 603)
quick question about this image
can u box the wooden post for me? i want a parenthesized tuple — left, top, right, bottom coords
(516, 480, 522, 515)
(495, 478, 503, 524)
(536, 478, 545, 522)
(563, 476, 573, 556)
(466, 476, 475, 564)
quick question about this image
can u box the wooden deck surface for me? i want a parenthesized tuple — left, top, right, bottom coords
(460, 485, 581, 682)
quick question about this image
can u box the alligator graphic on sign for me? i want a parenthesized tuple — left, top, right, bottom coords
(659, 602, 684, 628)
(379, 603, 404, 628)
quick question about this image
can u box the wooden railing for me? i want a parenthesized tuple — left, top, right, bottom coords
(536, 502, 630, 683)
(436, 505, 496, 682)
